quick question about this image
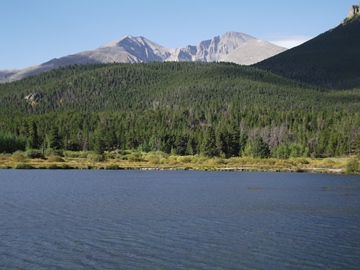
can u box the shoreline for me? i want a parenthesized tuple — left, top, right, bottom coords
(0, 162, 347, 174)
(0, 153, 357, 174)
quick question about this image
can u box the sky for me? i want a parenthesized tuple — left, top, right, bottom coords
(0, 0, 354, 70)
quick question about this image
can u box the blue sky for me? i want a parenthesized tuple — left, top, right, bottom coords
(0, 0, 354, 70)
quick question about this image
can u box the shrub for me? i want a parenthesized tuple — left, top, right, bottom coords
(105, 152, 116, 159)
(272, 144, 291, 159)
(177, 156, 193, 163)
(24, 149, 45, 159)
(63, 151, 88, 158)
(319, 159, 336, 168)
(192, 155, 209, 164)
(144, 152, 157, 160)
(148, 157, 160, 164)
(12, 151, 25, 162)
(47, 155, 65, 162)
(87, 153, 104, 162)
(155, 151, 169, 159)
(290, 158, 310, 165)
(119, 150, 132, 155)
(346, 159, 359, 174)
(207, 158, 226, 165)
(127, 152, 143, 162)
(105, 164, 120, 170)
(61, 164, 74, 169)
(159, 157, 168, 164)
(45, 148, 63, 157)
(227, 157, 246, 166)
(14, 163, 34, 169)
(48, 164, 59, 169)
(115, 153, 127, 160)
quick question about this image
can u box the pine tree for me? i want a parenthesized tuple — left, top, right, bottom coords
(239, 133, 248, 157)
(105, 125, 118, 150)
(174, 135, 187, 155)
(186, 137, 194, 155)
(352, 134, 360, 156)
(228, 126, 240, 157)
(93, 135, 106, 155)
(201, 126, 218, 157)
(28, 121, 40, 149)
(252, 136, 270, 158)
(93, 126, 106, 154)
(49, 126, 62, 150)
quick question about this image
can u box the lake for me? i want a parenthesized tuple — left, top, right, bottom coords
(0, 170, 359, 269)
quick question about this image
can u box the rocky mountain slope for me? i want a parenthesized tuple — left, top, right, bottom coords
(0, 32, 286, 83)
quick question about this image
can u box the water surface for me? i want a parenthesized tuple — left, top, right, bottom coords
(0, 170, 359, 269)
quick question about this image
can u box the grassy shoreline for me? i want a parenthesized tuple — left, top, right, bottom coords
(1, 151, 358, 174)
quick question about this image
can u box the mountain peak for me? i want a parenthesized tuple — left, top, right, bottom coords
(0, 32, 286, 82)
(222, 31, 254, 40)
(101, 35, 152, 48)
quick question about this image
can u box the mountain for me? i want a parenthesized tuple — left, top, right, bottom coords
(255, 15, 360, 89)
(0, 32, 286, 83)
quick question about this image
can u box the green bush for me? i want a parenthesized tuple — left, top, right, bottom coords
(12, 151, 25, 162)
(63, 151, 88, 158)
(119, 150, 132, 155)
(227, 157, 246, 165)
(87, 153, 104, 162)
(48, 164, 59, 169)
(155, 151, 169, 159)
(273, 144, 291, 159)
(14, 163, 34, 169)
(147, 157, 160, 164)
(177, 156, 193, 163)
(105, 152, 116, 159)
(127, 152, 144, 162)
(290, 157, 310, 165)
(24, 149, 45, 159)
(45, 148, 63, 157)
(207, 157, 226, 165)
(115, 153, 128, 160)
(105, 164, 120, 170)
(346, 159, 359, 174)
(47, 155, 65, 162)
(192, 155, 209, 164)
(61, 164, 74, 169)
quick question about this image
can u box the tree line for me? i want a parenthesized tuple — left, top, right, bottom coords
(1, 107, 359, 158)
(0, 62, 359, 158)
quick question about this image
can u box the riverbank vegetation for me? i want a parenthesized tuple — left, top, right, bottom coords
(0, 150, 358, 174)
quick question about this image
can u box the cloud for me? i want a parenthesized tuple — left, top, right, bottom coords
(267, 35, 313, 49)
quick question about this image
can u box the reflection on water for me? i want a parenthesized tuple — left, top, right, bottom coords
(0, 170, 359, 269)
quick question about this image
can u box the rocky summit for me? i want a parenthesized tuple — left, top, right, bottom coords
(0, 32, 286, 83)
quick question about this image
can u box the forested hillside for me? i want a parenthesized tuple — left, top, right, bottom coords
(255, 15, 360, 89)
(0, 62, 359, 158)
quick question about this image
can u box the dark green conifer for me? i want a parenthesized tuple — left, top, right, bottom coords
(49, 126, 62, 150)
(252, 136, 270, 158)
(201, 126, 218, 157)
(28, 121, 40, 149)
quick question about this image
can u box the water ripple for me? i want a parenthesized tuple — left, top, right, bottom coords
(0, 170, 359, 269)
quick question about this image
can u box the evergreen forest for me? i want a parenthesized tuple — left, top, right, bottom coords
(0, 61, 359, 160)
